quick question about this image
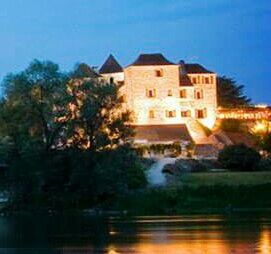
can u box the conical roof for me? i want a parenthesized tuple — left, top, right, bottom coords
(72, 63, 101, 78)
(99, 54, 123, 74)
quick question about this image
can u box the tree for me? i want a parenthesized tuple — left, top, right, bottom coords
(65, 76, 133, 151)
(218, 144, 261, 171)
(217, 76, 251, 108)
(0, 60, 69, 155)
(0, 60, 145, 210)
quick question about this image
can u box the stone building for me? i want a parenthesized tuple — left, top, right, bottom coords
(99, 53, 217, 144)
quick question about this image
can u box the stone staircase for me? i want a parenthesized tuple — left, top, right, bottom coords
(186, 118, 212, 144)
(185, 118, 220, 158)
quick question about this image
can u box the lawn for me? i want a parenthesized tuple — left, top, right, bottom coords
(179, 171, 271, 187)
(114, 171, 271, 214)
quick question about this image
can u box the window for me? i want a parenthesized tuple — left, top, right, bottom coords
(155, 69, 163, 77)
(149, 110, 155, 119)
(168, 89, 173, 96)
(192, 77, 197, 84)
(117, 81, 124, 86)
(119, 95, 126, 103)
(205, 77, 210, 84)
(146, 89, 156, 98)
(166, 110, 176, 118)
(180, 89, 187, 98)
(110, 77, 114, 84)
(195, 109, 207, 119)
(181, 110, 191, 117)
(195, 89, 203, 99)
(210, 76, 214, 84)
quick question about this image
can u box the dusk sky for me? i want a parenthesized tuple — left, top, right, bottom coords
(0, 0, 270, 104)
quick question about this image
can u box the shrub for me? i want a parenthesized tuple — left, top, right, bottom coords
(220, 119, 244, 132)
(218, 144, 261, 171)
(257, 158, 271, 171)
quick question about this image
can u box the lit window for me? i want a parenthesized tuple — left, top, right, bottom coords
(117, 81, 124, 86)
(149, 110, 155, 119)
(180, 89, 187, 98)
(155, 69, 163, 77)
(168, 89, 173, 96)
(210, 76, 214, 84)
(119, 95, 126, 103)
(195, 89, 203, 99)
(195, 109, 207, 119)
(192, 77, 197, 84)
(146, 89, 156, 98)
(166, 110, 176, 118)
(205, 77, 210, 84)
(181, 110, 191, 117)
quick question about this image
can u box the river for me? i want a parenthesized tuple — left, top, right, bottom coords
(0, 213, 270, 253)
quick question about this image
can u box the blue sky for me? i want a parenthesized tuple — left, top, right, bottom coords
(0, 0, 270, 104)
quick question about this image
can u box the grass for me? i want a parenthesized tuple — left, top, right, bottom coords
(179, 171, 271, 187)
(113, 171, 271, 215)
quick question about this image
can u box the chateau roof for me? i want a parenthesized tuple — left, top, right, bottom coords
(134, 124, 192, 143)
(72, 63, 101, 78)
(180, 74, 193, 86)
(130, 53, 175, 66)
(99, 54, 123, 74)
(184, 64, 214, 74)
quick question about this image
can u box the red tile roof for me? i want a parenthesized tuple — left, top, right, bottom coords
(180, 74, 193, 86)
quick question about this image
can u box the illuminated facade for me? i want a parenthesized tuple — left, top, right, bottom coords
(99, 54, 217, 129)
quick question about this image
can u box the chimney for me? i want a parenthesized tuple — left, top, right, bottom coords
(179, 60, 186, 75)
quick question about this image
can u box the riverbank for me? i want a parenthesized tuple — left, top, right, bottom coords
(112, 171, 271, 215)
(2, 171, 271, 216)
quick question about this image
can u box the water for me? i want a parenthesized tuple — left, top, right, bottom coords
(147, 157, 176, 186)
(0, 213, 270, 253)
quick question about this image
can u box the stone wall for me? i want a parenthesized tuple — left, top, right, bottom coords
(123, 65, 217, 129)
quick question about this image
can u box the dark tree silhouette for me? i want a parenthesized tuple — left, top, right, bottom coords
(217, 76, 251, 108)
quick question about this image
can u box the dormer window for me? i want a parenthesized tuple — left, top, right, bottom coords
(146, 89, 156, 98)
(210, 76, 214, 84)
(205, 77, 210, 84)
(155, 69, 163, 77)
(192, 77, 197, 84)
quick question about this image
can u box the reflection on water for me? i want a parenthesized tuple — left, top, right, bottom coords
(0, 213, 270, 253)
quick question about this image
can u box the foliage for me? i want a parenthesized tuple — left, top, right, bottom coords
(114, 182, 271, 215)
(0, 60, 69, 154)
(65, 77, 133, 150)
(217, 76, 251, 107)
(0, 60, 146, 210)
(218, 144, 261, 171)
(219, 119, 246, 132)
(135, 143, 182, 156)
(256, 133, 271, 153)
(257, 158, 271, 171)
